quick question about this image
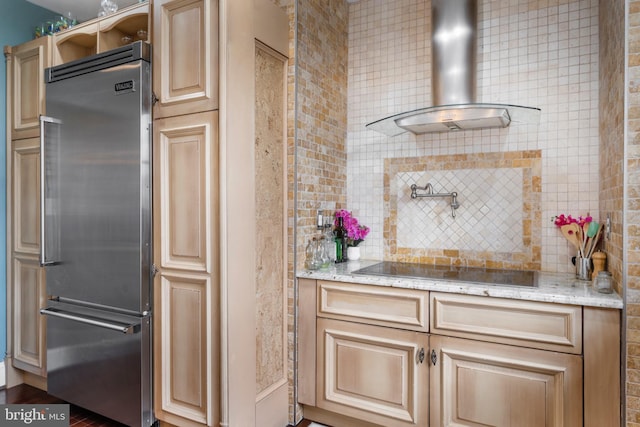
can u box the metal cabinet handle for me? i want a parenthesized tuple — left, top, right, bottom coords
(417, 347, 425, 364)
(39, 115, 62, 267)
(431, 349, 438, 366)
(40, 307, 140, 334)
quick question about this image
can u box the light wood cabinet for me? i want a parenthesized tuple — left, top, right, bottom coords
(5, 38, 49, 382)
(429, 335, 582, 427)
(316, 318, 429, 427)
(152, 0, 219, 119)
(6, 37, 50, 140)
(300, 280, 620, 427)
(152, 111, 219, 426)
(52, 2, 149, 66)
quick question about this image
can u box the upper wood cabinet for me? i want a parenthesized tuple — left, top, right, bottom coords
(6, 37, 51, 140)
(152, 0, 219, 118)
(98, 5, 149, 52)
(53, 21, 98, 65)
(52, 2, 149, 66)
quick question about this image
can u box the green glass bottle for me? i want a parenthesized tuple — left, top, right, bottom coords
(334, 216, 347, 263)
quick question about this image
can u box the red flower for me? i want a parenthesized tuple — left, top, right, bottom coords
(553, 214, 592, 228)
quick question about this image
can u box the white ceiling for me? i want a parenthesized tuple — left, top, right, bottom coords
(25, 0, 140, 23)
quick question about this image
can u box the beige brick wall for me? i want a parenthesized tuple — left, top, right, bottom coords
(295, 0, 349, 267)
(288, 0, 349, 423)
(601, 0, 625, 306)
(628, 0, 640, 424)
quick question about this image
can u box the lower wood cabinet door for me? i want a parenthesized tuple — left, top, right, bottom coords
(12, 256, 46, 376)
(430, 336, 583, 427)
(317, 318, 429, 427)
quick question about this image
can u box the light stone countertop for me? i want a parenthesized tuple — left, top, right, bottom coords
(297, 259, 623, 310)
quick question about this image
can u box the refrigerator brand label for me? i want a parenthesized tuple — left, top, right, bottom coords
(0, 405, 69, 426)
(114, 80, 135, 95)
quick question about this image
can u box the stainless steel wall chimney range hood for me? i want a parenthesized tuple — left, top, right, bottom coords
(366, 0, 541, 136)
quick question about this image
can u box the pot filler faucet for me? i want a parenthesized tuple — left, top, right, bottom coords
(410, 182, 460, 218)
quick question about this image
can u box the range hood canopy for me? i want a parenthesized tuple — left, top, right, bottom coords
(366, 102, 541, 137)
(366, 0, 541, 136)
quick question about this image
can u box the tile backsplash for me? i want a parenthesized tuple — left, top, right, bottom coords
(347, 0, 599, 273)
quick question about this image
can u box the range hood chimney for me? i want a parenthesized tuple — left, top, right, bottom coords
(366, 0, 540, 136)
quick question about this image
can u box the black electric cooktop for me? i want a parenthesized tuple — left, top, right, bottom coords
(351, 261, 537, 287)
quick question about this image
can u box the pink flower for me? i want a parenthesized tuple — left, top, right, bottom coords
(334, 209, 370, 246)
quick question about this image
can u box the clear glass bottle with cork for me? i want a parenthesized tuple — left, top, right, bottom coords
(323, 215, 336, 262)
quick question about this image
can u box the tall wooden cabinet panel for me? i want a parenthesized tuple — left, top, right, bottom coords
(12, 256, 46, 376)
(10, 139, 46, 375)
(8, 37, 50, 140)
(429, 335, 583, 427)
(6, 36, 50, 383)
(316, 318, 429, 427)
(152, 0, 219, 118)
(153, 111, 219, 426)
(13, 138, 40, 255)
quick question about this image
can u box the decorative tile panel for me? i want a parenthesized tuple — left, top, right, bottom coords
(385, 151, 542, 270)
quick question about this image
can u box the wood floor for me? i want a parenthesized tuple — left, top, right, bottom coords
(0, 384, 320, 427)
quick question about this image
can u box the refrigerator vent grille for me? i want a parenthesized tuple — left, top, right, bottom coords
(46, 41, 150, 83)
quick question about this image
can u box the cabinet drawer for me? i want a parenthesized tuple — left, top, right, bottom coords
(318, 281, 428, 332)
(430, 292, 582, 354)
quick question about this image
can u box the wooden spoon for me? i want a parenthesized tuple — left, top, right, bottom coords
(579, 223, 587, 256)
(561, 223, 582, 254)
(586, 223, 603, 258)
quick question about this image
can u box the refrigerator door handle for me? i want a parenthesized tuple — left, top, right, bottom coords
(39, 115, 62, 267)
(40, 307, 141, 334)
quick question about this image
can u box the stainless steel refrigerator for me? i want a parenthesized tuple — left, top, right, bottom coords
(39, 41, 153, 427)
